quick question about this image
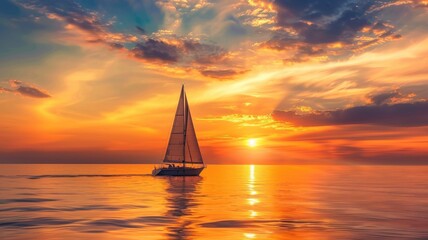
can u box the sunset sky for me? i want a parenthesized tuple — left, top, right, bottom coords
(1, 0, 427, 164)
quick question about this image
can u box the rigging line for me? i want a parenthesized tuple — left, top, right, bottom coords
(183, 90, 188, 168)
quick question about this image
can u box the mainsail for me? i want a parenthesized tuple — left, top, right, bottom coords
(164, 85, 203, 164)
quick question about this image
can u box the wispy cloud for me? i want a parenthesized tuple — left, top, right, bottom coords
(12, 0, 427, 80)
(200, 114, 292, 130)
(273, 84, 428, 128)
(1, 80, 50, 98)
(200, 69, 247, 79)
(368, 89, 416, 105)
(273, 98, 428, 127)
(16, 0, 136, 46)
(259, 0, 406, 63)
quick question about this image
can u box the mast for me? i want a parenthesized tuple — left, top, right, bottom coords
(183, 85, 187, 169)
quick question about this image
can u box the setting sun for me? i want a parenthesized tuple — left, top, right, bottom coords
(248, 138, 257, 147)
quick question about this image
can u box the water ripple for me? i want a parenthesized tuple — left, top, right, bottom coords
(0, 174, 151, 179)
(0, 198, 57, 204)
(77, 216, 175, 232)
(27, 174, 151, 179)
(0, 217, 81, 228)
(199, 219, 325, 228)
(0, 204, 147, 212)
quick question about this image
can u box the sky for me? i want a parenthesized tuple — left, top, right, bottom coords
(0, 0, 427, 164)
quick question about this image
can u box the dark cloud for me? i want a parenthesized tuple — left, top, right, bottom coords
(261, 35, 296, 51)
(131, 38, 244, 78)
(283, 45, 326, 63)
(86, 39, 103, 43)
(132, 39, 179, 62)
(109, 42, 124, 49)
(370, 91, 401, 105)
(132, 38, 229, 65)
(15, 85, 50, 98)
(284, 125, 425, 142)
(0, 80, 50, 98)
(301, 9, 370, 44)
(183, 40, 227, 64)
(19, 0, 103, 34)
(369, 89, 416, 105)
(264, 0, 402, 62)
(273, 0, 367, 44)
(296, 45, 324, 55)
(200, 69, 246, 79)
(273, 101, 428, 127)
(16, 0, 132, 48)
(274, 0, 347, 23)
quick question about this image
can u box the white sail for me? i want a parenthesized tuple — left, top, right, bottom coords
(164, 85, 203, 164)
(184, 95, 204, 164)
(164, 86, 186, 163)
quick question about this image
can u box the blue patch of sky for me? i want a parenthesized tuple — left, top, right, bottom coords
(75, 0, 165, 35)
(180, 7, 217, 35)
(0, 1, 80, 78)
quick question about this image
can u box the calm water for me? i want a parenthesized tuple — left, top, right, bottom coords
(1, 164, 428, 240)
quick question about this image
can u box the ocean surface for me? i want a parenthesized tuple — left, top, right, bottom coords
(0, 164, 427, 240)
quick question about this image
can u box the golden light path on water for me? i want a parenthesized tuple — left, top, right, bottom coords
(245, 165, 258, 239)
(1, 164, 428, 239)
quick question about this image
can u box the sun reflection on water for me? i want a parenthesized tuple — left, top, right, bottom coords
(246, 165, 259, 238)
(247, 165, 259, 208)
(244, 233, 256, 238)
(247, 198, 260, 205)
(249, 210, 258, 217)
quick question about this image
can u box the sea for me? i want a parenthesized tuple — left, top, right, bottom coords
(0, 164, 427, 240)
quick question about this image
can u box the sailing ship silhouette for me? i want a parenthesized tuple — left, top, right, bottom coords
(152, 85, 206, 176)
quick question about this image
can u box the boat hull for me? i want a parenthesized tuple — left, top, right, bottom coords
(152, 167, 204, 176)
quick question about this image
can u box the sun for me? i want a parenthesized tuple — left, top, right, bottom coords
(248, 138, 257, 147)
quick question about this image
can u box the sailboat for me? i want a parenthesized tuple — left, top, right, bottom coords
(152, 85, 206, 176)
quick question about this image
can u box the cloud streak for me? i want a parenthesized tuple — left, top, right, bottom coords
(273, 100, 428, 127)
(131, 37, 245, 78)
(1, 80, 50, 98)
(260, 0, 404, 63)
(133, 39, 180, 63)
(16, 0, 135, 46)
